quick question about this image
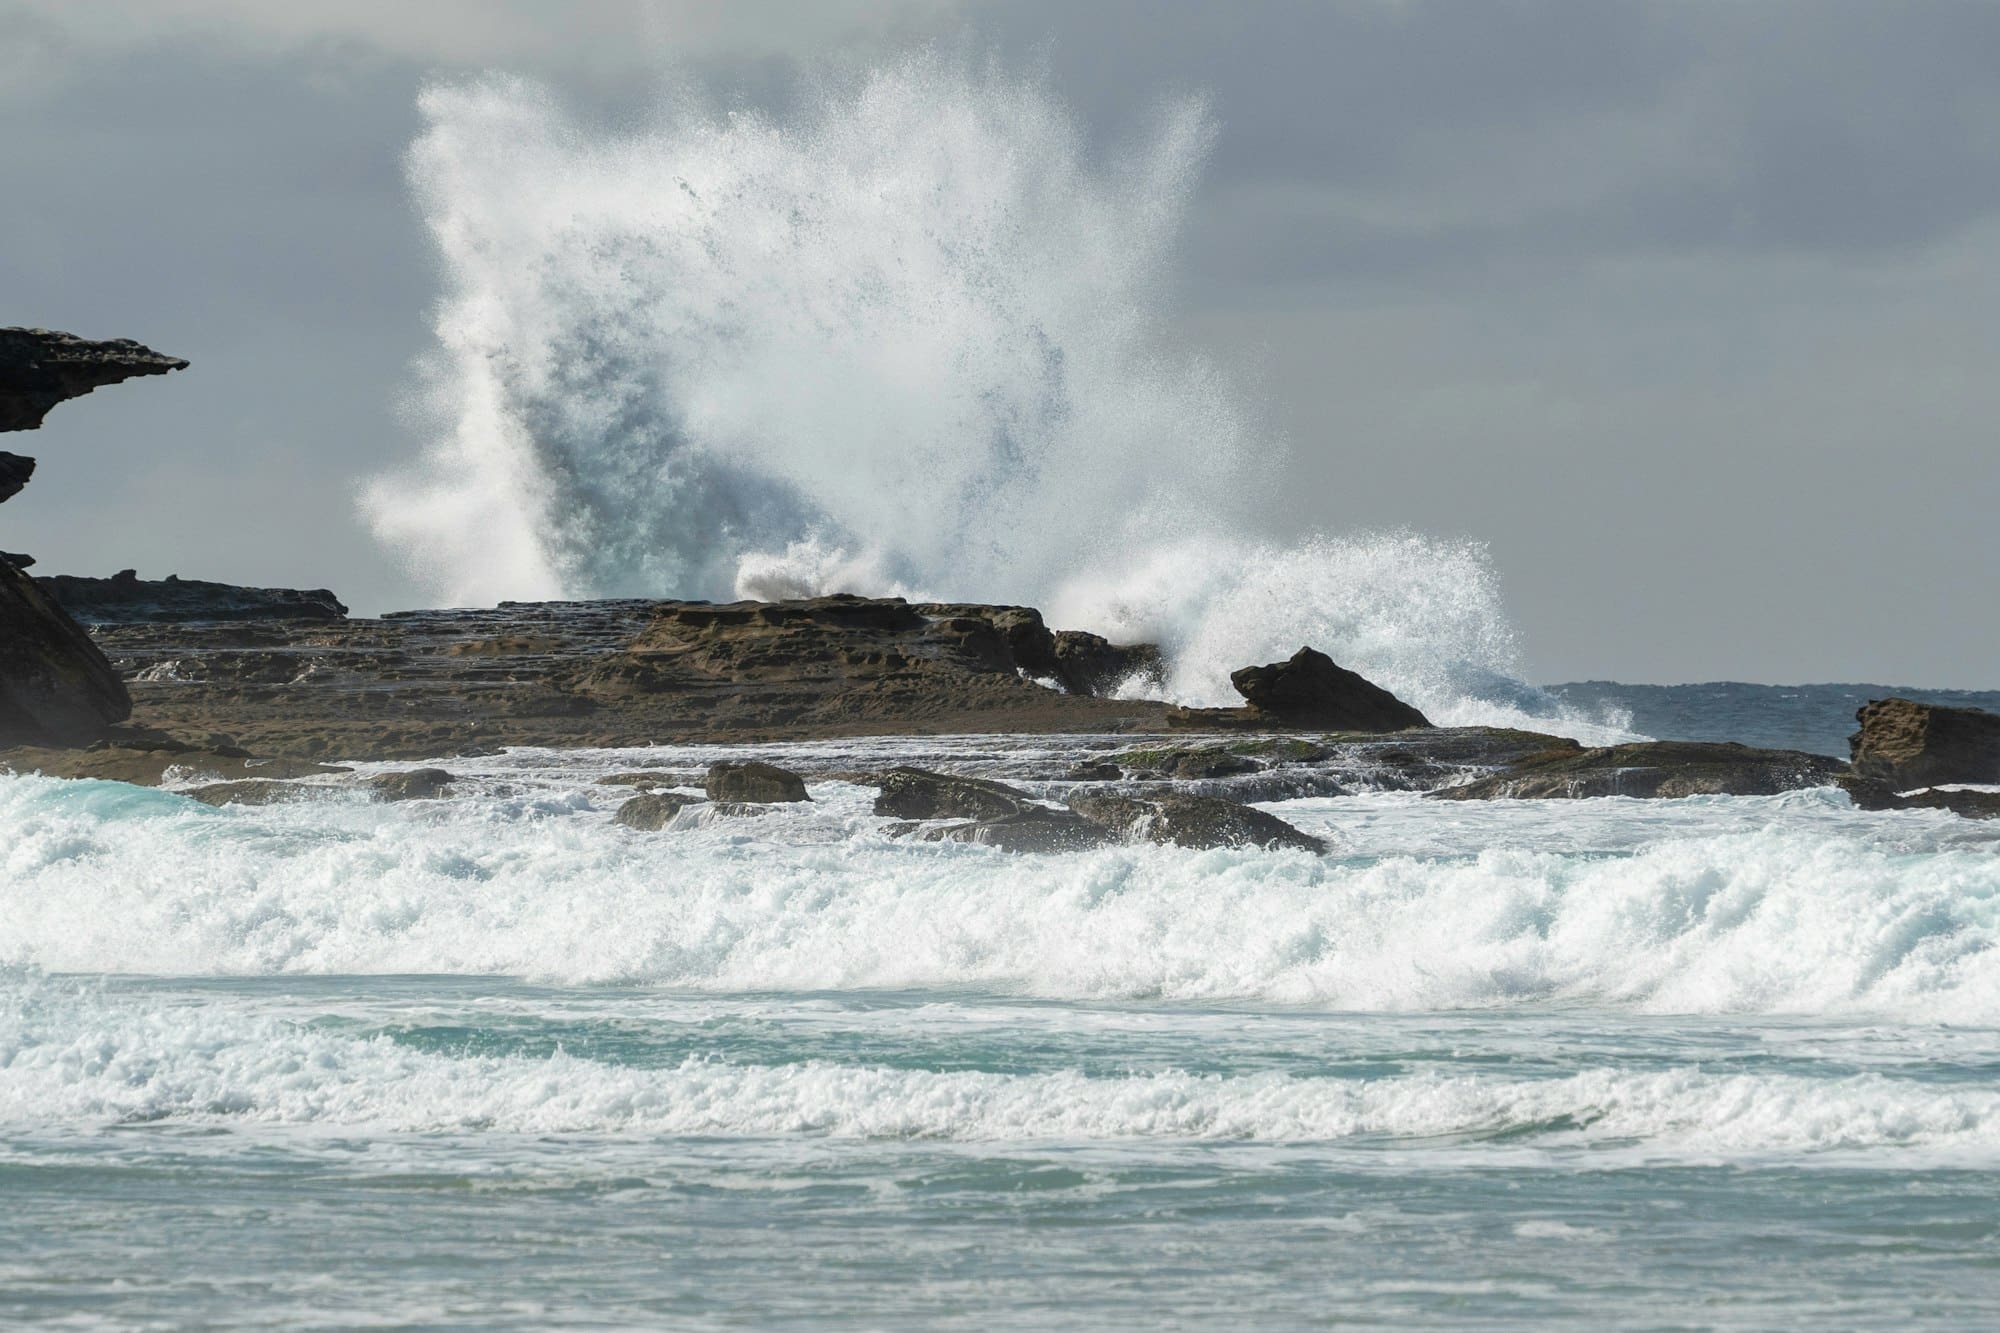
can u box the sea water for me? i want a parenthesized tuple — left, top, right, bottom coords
(5, 723, 2000, 1327)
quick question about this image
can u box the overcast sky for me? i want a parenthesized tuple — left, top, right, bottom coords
(4, 0, 1995, 685)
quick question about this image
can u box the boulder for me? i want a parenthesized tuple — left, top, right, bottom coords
(368, 768, 455, 801)
(40, 570, 348, 623)
(1068, 791, 1327, 853)
(1850, 698, 2000, 789)
(705, 759, 810, 803)
(1842, 776, 2000, 820)
(1064, 761, 1124, 782)
(0, 558, 132, 744)
(0, 327, 188, 432)
(1047, 631, 1165, 696)
(1115, 745, 1262, 781)
(872, 766, 1036, 820)
(1230, 646, 1431, 731)
(613, 791, 698, 830)
(1433, 741, 1847, 801)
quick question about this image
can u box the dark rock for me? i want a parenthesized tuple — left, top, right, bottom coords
(0, 740, 342, 786)
(0, 558, 132, 744)
(3, 553, 34, 569)
(1114, 745, 1263, 781)
(368, 768, 455, 800)
(186, 779, 314, 806)
(1850, 698, 2000, 789)
(873, 766, 1035, 820)
(0, 328, 188, 432)
(1841, 776, 2000, 819)
(0, 452, 33, 504)
(613, 791, 698, 830)
(1229, 646, 1431, 731)
(705, 759, 809, 803)
(915, 806, 1117, 853)
(1064, 761, 1124, 782)
(40, 571, 347, 623)
(1068, 791, 1327, 853)
(1433, 741, 1847, 801)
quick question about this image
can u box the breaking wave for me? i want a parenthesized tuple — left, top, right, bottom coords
(363, 53, 1608, 734)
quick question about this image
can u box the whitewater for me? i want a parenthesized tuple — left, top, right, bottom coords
(8, 54, 1999, 1329)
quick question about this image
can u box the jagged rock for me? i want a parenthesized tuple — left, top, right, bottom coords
(613, 791, 698, 830)
(3, 553, 34, 569)
(705, 759, 809, 803)
(186, 779, 313, 806)
(1068, 791, 1327, 853)
(1433, 741, 1847, 801)
(873, 767, 1036, 820)
(0, 452, 32, 504)
(1048, 631, 1165, 696)
(1842, 776, 2000, 819)
(40, 570, 348, 623)
(914, 806, 1117, 852)
(0, 559, 132, 744)
(368, 768, 455, 800)
(0, 328, 188, 432)
(1850, 698, 2000, 789)
(1229, 646, 1431, 731)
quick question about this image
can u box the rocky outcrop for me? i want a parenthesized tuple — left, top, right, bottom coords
(0, 452, 32, 504)
(1229, 647, 1431, 730)
(1432, 740, 1847, 801)
(705, 759, 809, 803)
(1067, 791, 1327, 853)
(42, 571, 348, 624)
(0, 328, 187, 432)
(0, 559, 132, 744)
(911, 805, 1115, 853)
(1849, 698, 2000, 789)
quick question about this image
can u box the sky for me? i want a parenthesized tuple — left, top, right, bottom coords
(2, 0, 1995, 686)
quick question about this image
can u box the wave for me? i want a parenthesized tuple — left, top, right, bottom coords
(4, 776, 1996, 1021)
(0, 974, 1988, 1156)
(361, 53, 1614, 736)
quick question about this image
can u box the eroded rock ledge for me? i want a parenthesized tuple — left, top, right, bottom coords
(0, 327, 188, 431)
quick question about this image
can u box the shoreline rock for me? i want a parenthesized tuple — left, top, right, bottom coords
(1431, 740, 1847, 801)
(0, 328, 188, 432)
(1850, 698, 2000, 789)
(41, 570, 349, 624)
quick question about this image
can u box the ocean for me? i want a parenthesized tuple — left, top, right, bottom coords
(5, 697, 2000, 1328)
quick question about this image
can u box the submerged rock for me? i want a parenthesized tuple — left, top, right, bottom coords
(873, 767, 1036, 820)
(368, 768, 456, 801)
(186, 778, 314, 806)
(1850, 698, 2000, 789)
(1433, 741, 1846, 801)
(613, 791, 698, 830)
(916, 806, 1116, 853)
(705, 759, 809, 803)
(1068, 791, 1327, 853)
(0, 327, 188, 432)
(1229, 646, 1431, 731)
(1115, 745, 1263, 781)
(40, 570, 348, 624)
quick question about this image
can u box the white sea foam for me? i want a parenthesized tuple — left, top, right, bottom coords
(4, 775, 1996, 1021)
(362, 54, 1616, 737)
(0, 974, 1992, 1157)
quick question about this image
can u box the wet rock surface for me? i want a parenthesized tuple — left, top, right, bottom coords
(705, 759, 809, 803)
(1850, 698, 2000, 789)
(368, 768, 456, 801)
(873, 767, 1039, 821)
(1229, 646, 1432, 731)
(1432, 740, 1848, 801)
(1067, 791, 1327, 853)
(0, 560, 133, 745)
(613, 791, 699, 830)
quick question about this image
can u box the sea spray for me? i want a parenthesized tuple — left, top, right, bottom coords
(364, 53, 1602, 730)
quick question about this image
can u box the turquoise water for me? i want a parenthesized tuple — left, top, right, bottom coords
(4, 731, 2000, 1326)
